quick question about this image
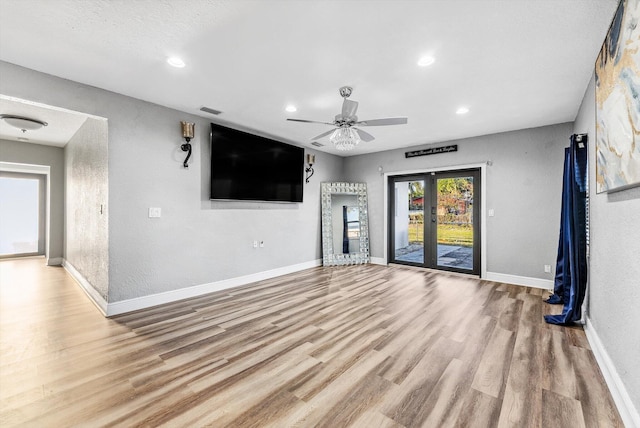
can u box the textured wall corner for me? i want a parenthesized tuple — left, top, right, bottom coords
(65, 117, 109, 301)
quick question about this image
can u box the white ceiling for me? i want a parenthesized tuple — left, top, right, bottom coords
(0, 0, 619, 155)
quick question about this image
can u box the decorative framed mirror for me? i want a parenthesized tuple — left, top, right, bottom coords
(321, 182, 370, 266)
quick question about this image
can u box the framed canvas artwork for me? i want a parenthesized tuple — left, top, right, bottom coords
(595, 0, 640, 193)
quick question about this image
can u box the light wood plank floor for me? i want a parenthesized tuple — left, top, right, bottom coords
(0, 258, 623, 427)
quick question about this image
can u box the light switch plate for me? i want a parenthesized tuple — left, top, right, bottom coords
(149, 207, 161, 218)
(488, 209, 495, 217)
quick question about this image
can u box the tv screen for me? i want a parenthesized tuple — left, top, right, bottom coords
(210, 123, 304, 202)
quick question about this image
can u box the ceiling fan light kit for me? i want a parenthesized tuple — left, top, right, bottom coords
(286, 86, 408, 152)
(331, 128, 360, 151)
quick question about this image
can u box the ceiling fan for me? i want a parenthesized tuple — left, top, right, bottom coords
(287, 86, 408, 150)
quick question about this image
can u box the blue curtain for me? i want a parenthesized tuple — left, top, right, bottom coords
(545, 134, 588, 325)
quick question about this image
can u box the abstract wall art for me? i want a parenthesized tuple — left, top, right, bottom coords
(595, 0, 640, 193)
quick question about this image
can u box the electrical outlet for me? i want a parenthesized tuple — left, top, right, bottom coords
(253, 240, 258, 248)
(544, 264, 551, 273)
(148, 207, 161, 218)
(488, 209, 495, 217)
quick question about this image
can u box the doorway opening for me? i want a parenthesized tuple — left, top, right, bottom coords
(388, 168, 480, 275)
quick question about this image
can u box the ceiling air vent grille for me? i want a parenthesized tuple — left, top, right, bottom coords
(311, 141, 324, 147)
(200, 106, 222, 115)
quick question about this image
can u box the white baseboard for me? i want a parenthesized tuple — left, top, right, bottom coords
(47, 257, 62, 266)
(485, 271, 553, 290)
(584, 317, 640, 428)
(62, 259, 108, 316)
(105, 259, 322, 317)
(370, 257, 387, 266)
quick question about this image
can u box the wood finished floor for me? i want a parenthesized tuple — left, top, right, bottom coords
(0, 258, 623, 427)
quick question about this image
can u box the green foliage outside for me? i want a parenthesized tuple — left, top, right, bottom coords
(437, 177, 472, 196)
(406, 177, 474, 247)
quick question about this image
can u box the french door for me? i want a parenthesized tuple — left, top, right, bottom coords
(388, 169, 480, 275)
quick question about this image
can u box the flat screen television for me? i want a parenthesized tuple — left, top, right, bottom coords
(210, 123, 304, 202)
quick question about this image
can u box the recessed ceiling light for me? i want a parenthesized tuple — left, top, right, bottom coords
(456, 107, 470, 115)
(167, 57, 186, 68)
(417, 56, 435, 67)
(285, 105, 297, 113)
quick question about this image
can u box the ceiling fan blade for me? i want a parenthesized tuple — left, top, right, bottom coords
(311, 128, 337, 140)
(287, 118, 334, 125)
(356, 117, 408, 126)
(355, 128, 375, 142)
(341, 99, 359, 118)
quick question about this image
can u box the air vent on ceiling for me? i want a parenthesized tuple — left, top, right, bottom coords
(200, 106, 222, 115)
(311, 141, 324, 147)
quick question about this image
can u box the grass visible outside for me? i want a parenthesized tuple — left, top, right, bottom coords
(408, 222, 473, 247)
(438, 224, 473, 247)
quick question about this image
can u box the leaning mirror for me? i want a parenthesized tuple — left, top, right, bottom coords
(321, 182, 370, 266)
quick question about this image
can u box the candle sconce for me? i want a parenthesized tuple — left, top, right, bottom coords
(180, 121, 195, 168)
(305, 154, 315, 183)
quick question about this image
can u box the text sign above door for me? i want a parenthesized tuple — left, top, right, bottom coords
(405, 145, 458, 158)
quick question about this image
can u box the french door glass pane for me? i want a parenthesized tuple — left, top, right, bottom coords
(0, 177, 39, 256)
(436, 176, 474, 270)
(394, 180, 424, 263)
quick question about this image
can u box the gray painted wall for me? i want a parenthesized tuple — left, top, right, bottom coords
(106, 99, 341, 302)
(574, 74, 640, 410)
(0, 61, 343, 302)
(0, 139, 65, 262)
(344, 122, 573, 279)
(65, 118, 109, 300)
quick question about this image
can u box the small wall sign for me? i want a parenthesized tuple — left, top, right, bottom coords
(405, 145, 458, 158)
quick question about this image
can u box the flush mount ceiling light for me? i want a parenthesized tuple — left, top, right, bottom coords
(167, 57, 186, 68)
(285, 105, 297, 113)
(0, 114, 48, 132)
(456, 107, 470, 115)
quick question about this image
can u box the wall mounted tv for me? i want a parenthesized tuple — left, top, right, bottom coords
(210, 123, 304, 202)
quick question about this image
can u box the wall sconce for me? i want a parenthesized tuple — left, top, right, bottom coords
(305, 154, 315, 183)
(180, 121, 195, 168)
